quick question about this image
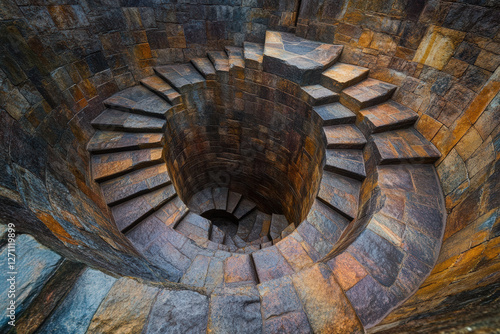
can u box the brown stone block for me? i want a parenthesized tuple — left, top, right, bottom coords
(224, 254, 257, 285)
(327, 251, 368, 291)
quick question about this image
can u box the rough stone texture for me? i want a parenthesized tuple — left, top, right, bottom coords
(87, 278, 159, 334)
(37, 268, 116, 334)
(145, 289, 209, 334)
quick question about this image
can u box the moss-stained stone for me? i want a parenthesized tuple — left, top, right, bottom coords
(87, 278, 159, 334)
(413, 26, 466, 70)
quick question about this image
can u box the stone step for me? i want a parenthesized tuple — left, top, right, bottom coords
(112, 184, 177, 232)
(317, 171, 361, 220)
(340, 78, 397, 112)
(226, 191, 242, 213)
(321, 62, 369, 93)
(91, 109, 165, 133)
(154, 64, 206, 93)
(188, 188, 216, 215)
(140, 76, 182, 105)
(243, 42, 264, 70)
(323, 124, 367, 149)
(357, 100, 418, 135)
(87, 131, 163, 154)
(207, 51, 230, 72)
(212, 187, 229, 211)
(153, 195, 189, 229)
(247, 211, 271, 241)
(263, 31, 342, 86)
(91, 148, 163, 182)
(232, 234, 247, 248)
(300, 85, 339, 106)
(210, 225, 226, 244)
(236, 209, 259, 241)
(270, 214, 289, 240)
(252, 245, 294, 282)
(306, 199, 350, 246)
(223, 254, 258, 286)
(371, 127, 441, 165)
(280, 224, 295, 238)
(103, 85, 171, 118)
(233, 198, 257, 219)
(313, 103, 356, 126)
(175, 212, 212, 240)
(223, 232, 237, 250)
(325, 149, 366, 180)
(100, 163, 171, 206)
(190, 57, 216, 80)
(225, 46, 245, 70)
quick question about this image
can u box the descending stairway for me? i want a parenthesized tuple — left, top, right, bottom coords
(10, 31, 446, 334)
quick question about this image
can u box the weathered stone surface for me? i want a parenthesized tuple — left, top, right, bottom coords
(301, 85, 339, 106)
(208, 285, 262, 334)
(324, 124, 367, 149)
(314, 102, 356, 126)
(191, 57, 217, 80)
(252, 245, 294, 282)
(37, 268, 116, 334)
(276, 233, 314, 272)
(325, 148, 366, 180)
(270, 214, 289, 239)
(358, 100, 418, 135)
(155, 64, 205, 93)
(341, 78, 397, 111)
(87, 278, 158, 334)
(0, 234, 62, 329)
(292, 264, 363, 333)
(145, 289, 209, 334)
(321, 62, 369, 92)
(87, 131, 163, 153)
(224, 253, 258, 285)
(140, 76, 182, 105)
(318, 170, 361, 220)
(91, 109, 165, 132)
(244, 42, 264, 70)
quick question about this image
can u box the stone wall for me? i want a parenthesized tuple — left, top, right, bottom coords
(291, 0, 500, 330)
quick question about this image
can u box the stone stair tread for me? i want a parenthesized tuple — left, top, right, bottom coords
(321, 62, 369, 93)
(140, 75, 182, 105)
(300, 85, 339, 106)
(358, 100, 418, 134)
(210, 225, 226, 244)
(191, 57, 216, 80)
(243, 42, 264, 70)
(325, 149, 366, 180)
(306, 200, 350, 245)
(207, 51, 230, 72)
(233, 198, 256, 219)
(318, 171, 361, 220)
(263, 31, 342, 85)
(236, 210, 259, 241)
(188, 188, 216, 214)
(372, 127, 441, 164)
(270, 214, 289, 240)
(226, 191, 242, 213)
(223, 233, 237, 249)
(103, 86, 169, 118)
(112, 184, 177, 232)
(91, 109, 165, 133)
(87, 131, 163, 154)
(247, 211, 271, 241)
(314, 103, 356, 126)
(176, 212, 212, 240)
(212, 187, 229, 211)
(341, 78, 397, 111)
(152, 195, 188, 228)
(252, 245, 294, 282)
(232, 234, 247, 248)
(100, 163, 171, 206)
(225, 46, 245, 69)
(154, 64, 206, 92)
(324, 124, 367, 149)
(91, 148, 163, 182)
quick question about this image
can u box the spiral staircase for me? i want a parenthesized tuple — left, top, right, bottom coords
(11, 31, 446, 334)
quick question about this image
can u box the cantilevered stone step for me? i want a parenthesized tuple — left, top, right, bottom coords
(318, 171, 361, 220)
(225, 46, 245, 70)
(243, 42, 264, 70)
(91, 148, 163, 182)
(226, 191, 242, 213)
(188, 188, 216, 214)
(357, 100, 418, 135)
(153, 195, 188, 228)
(140, 76, 182, 105)
(212, 187, 229, 211)
(190, 58, 216, 80)
(300, 85, 339, 106)
(247, 211, 271, 241)
(100, 163, 171, 206)
(207, 51, 230, 72)
(176, 212, 212, 240)
(252, 245, 294, 282)
(91, 109, 165, 133)
(103, 86, 171, 118)
(263, 31, 342, 86)
(223, 233, 237, 250)
(321, 63, 369, 93)
(112, 184, 177, 232)
(340, 78, 397, 112)
(270, 214, 289, 240)
(325, 149, 366, 180)
(154, 64, 205, 93)
(306, 200, 350, 245)
(314, 103, 356, 126)
(210, 225, 226, 244)
(371, 127, 441, 165)
(233, 198, 256, 219)
(87, 131, 163, 154)
(323, 124, 367, 149)
(237, 209, 258, 241)
(232, 234, 247, 248)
